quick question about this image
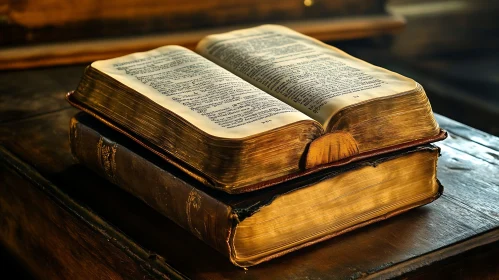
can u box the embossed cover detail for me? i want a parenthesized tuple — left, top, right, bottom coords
(97, 137, 118, 183)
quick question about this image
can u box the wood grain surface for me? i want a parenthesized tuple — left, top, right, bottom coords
(0, 65, 498, 279)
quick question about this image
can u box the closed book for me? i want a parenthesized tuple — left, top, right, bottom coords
(70, 112, 443, 267)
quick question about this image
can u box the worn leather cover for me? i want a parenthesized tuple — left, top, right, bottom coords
(70, 112, 443, 267)
(67, 91, 447, 194)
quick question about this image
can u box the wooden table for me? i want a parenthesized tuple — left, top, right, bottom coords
(0, 65, 498, 279)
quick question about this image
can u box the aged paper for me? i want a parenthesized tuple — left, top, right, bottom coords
(92, 46, 313, 138)
(197, 25, 417, 129)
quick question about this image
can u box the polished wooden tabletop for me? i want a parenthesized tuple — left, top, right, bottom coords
(0, 65, 498, 279)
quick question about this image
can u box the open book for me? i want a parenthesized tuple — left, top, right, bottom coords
(67, 25, 445, 193)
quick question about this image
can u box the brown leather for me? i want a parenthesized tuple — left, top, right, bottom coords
(67, 91, 447, 194)
(71, 115, 233, 256)
(71, 112, 442, 267)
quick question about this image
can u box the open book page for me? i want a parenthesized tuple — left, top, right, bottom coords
(197, 25, 417, 129)
(91, 46, 315, 139)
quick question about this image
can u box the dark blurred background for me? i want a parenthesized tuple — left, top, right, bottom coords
(0, 0, 498, 276)
(338, 0, 499, 136)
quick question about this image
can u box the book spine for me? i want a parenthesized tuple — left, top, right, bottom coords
(69, 117, 234, 256)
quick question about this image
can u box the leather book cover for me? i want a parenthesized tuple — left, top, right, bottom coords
(70, 112, 443, 267)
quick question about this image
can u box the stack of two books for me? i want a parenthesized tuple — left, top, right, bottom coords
(67, 25, 446, 267)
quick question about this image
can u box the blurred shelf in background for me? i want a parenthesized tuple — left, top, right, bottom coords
(0, 0, 404, 70)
